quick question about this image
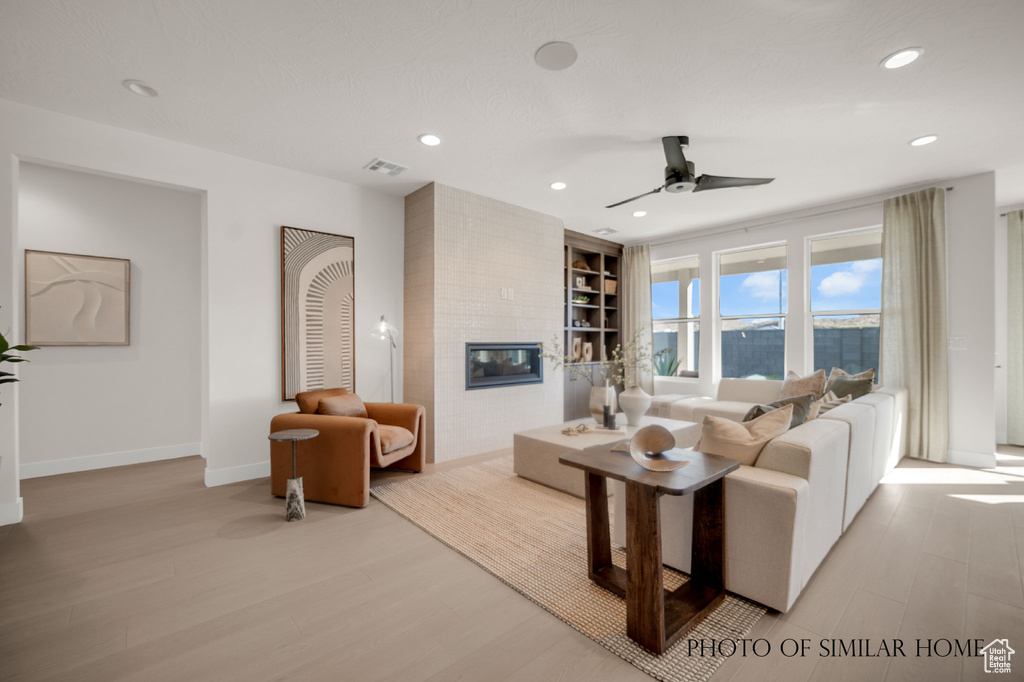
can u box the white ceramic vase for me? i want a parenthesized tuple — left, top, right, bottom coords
(589, 385, 618, 425)
(618, 386, 652, 426)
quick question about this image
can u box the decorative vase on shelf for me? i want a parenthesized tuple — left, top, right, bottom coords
(589, 385, 618, 425)
(618, 386, 651, 426)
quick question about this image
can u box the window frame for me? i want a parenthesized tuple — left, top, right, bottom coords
(805, 227, 883, 376)
(715, 242, 789, 380)
(651, 256, 701, 377)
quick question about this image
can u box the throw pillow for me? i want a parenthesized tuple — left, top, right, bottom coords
(779, 369, 826, 400)
(827, 375, 874, 401)
(817, 392, 852, 416)
(742, 393, 816, 428)
(318, 393, 368, 418)
(694, 404, 794, 466)
(824, 367, 875, 394)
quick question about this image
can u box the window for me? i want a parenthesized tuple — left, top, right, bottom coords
(651, 257, 700, 377)
(809, 231, 882, 376)
(719, 245, 787, 379)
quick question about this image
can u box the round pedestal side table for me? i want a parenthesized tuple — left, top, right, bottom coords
(268, 428, 319, 522)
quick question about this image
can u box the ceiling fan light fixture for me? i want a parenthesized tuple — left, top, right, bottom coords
(909, 134, 938, 146)
(418, 134, 441, 146)
(550, 181, 567, 190)
(632, 210, 647, 218)
(881, 47, 923, 69)
(122, 79, 158, 97)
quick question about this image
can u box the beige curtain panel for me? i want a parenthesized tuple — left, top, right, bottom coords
(880, 187, 949, 462)
(621, 244, 654, 393)
(1008, 210, 1024, 445)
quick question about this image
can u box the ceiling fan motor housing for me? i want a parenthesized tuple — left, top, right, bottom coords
(664, 166, 696, 193)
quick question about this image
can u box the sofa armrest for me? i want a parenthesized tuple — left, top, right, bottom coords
(365, 402, 424, 434)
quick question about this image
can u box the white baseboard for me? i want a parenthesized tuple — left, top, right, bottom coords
(0, 498, 24, 526)
(948, 449, 997, 469)
(204, 460, 270, 487)
(20, 443, 202, 480)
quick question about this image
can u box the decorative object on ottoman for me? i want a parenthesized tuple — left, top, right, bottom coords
(561, 423, 593, 436)
(270, 388, 425, 508)
(268, 428, 319, 521)
(618, 386, 652, 426)
(589, 383, 618, 425)
(629, 424, 690, 472)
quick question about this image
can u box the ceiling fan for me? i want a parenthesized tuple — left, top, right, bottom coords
(606, 136, 774, 208)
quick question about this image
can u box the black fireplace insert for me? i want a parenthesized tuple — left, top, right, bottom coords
(465, 342, 543, 390)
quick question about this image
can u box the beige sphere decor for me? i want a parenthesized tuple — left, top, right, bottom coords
(628, 424, 690, 472)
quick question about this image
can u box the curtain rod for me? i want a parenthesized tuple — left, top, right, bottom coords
(647, 186, 955, 247)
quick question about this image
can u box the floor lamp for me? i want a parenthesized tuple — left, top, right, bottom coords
(370, 315, 398, 402)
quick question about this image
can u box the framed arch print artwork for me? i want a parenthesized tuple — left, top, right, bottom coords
(280, 226, 355, 400)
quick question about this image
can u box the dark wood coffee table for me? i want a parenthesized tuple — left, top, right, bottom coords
(559, 444, 739, 654)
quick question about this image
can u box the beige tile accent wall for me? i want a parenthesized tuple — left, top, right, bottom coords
(404, 183, 564, 462)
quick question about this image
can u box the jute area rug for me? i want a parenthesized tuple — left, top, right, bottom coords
(371, 456, 766, 682)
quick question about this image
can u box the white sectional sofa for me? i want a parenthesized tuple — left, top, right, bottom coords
(611, 378, 908, 612)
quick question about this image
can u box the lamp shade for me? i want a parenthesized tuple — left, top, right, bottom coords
(370, 315, 398, 341)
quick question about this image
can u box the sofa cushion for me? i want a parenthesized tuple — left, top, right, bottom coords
(378, 424, 415, 453)
(779, 369, 826, 400)
(717, 378, 783, 404)
(743, 393, 816, 428)
(694, 404, 793, 466)
(692, 400, 759, 424)
(296, 387, 350, 414)
(318, 393, 368, 418)
(827, 375, 874, 401)
(825, 367, 875, 394)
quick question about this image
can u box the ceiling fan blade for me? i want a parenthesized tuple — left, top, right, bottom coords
(693, 175, 774, 193)
(605, 185, 664, 209)
(661, 136, 687, 171)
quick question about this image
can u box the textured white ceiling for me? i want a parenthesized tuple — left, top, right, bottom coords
(2, 0, 1023, 242)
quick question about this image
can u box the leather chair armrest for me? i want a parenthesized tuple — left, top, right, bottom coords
(271, 412, 375, 439)
(364, 403, 425, 434)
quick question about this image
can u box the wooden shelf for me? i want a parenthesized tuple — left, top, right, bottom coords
(564, 230, 623, 421)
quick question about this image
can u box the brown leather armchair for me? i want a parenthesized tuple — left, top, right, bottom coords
(270, 388, 426, 508)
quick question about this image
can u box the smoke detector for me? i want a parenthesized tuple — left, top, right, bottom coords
(363, 158, 409, 177)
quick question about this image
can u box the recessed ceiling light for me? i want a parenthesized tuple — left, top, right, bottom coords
(122, 79, 158, 97)
(550, 181, 567, 190)
(909, 134, 938, 147)
(593, 228, 618, 236)
(534, 42, 578, 71)
(418, 134, 441, 146)
(881, 48, 923, 69)
(632, 211, 647, 218)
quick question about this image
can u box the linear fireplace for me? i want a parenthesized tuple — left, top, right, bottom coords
(465, 342, 543, 390)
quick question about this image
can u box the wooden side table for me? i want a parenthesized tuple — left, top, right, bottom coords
(560, 444, 738, 654)
(268, 428, 319, 521)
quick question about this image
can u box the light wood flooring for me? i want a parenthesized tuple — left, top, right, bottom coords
(1, 449, 1022, 682)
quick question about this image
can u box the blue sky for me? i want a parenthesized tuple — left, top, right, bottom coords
(652, 258, 882, 319)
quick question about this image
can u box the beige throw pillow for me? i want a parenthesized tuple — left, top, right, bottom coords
(816, 392, 852, 416)
(824, 367, 876, 394)
(318, 394, 368, 418)
(779, 369, 826, 400)
(694, 404, 794, 466)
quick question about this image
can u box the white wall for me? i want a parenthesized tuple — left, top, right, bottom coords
(17, 162, 202, 477)
(649, 172, 997, 466)
(0, 98, 404, 523)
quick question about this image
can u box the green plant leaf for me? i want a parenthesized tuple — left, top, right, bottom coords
(10, 345, 39, 352)
(0, 355, 28, 363)
(0, 377, 19, 384)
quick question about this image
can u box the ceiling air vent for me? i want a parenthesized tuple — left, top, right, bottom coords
(363, 158, 409, 177)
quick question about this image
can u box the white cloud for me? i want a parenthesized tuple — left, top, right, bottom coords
(818, 259, 880, 297)
(741, 272, 782, 301)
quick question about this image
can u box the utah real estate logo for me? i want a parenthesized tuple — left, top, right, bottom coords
(980, 639, 1014, 674)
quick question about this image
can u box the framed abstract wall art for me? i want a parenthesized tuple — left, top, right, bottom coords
(281, 226, 355, 400)
(25, 250, 131, 346)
